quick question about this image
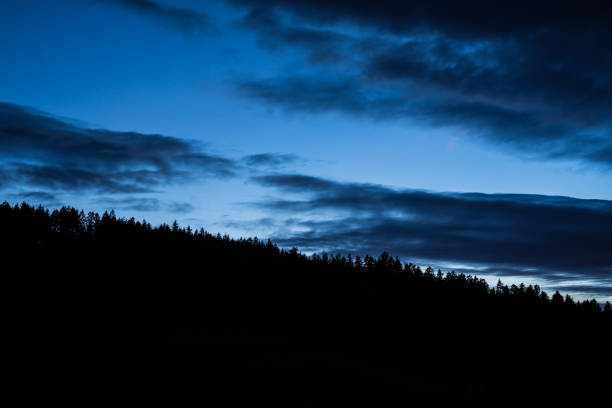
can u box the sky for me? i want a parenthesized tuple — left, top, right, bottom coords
(1, 0, 611, 301)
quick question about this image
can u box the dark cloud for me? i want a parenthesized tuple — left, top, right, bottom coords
(239, 77, 612, 166)
(229, 1, 612, 38)
(251, 174, 612, 291)
(364, 32, 612, 117)
(8, 163, 158, 193)
(241, 153, 303, 168)
(96, 0, 215, 35)
(555, 285, 612, 297)
(237, 8, 353, 64)
(7, 191, 60, 206)
(0, 101, 238, 194)
(230, 1, 612, 169)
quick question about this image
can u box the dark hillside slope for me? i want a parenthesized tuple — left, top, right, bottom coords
(2, 202, 610, 405)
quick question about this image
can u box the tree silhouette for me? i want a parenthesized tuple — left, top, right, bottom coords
(1, 201, 609, 405)
(551, 290, 564, 306)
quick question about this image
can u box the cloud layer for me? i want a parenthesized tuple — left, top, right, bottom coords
(0, 101, 312, 212)
(0, 101, 237, 194)
(231, 0, 612, 168)
(251, 173, 612, 294)
(1, 99, 609, 298)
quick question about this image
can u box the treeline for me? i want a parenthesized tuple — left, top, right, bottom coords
(2, 201, 607, 313)
(2, 201, 611, 405)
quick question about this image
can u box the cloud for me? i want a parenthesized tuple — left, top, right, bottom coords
(554, 285, 612, 297)
(100, 197, 195, 213)
(96, 0, 215, 35)
(219, 216, 277, 231)
(230, 1, 612, 169)
(250, 173, 612, 293)
(7, 191, 61, 206)
(229, 1, 612, 38)
(241, 153, 304, 169)
(237, 8, 353, 64)
(0, 101, 238, 194)
(239, 76, 612, 167)
(18, 191, 58, 202)
(7, 163, 158, 193)
(0, 102, 312, 204)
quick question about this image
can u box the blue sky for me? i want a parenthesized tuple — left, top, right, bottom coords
(1, 0, 611, 301)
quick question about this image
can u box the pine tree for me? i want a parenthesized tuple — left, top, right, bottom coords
(551, 291, 564, 306)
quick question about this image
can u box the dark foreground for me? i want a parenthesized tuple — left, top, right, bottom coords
(3, 203, 611, 405)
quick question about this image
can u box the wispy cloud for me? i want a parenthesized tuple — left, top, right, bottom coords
(102, 197, 162, 212)
(250, 173, 612, 298)
(100, 197, 195, 213)
(241, 153, 305, 169)
(7, 191, 61, 206)
(230, 0, 612, 169)
(0, 101, 238, 193)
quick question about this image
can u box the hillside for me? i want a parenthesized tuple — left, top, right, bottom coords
(2, 201, 610, 405)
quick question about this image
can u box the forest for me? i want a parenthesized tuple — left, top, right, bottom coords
(2, 201, 610, 405)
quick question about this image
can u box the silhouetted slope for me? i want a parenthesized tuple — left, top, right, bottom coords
(2, 202, 610, 405)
